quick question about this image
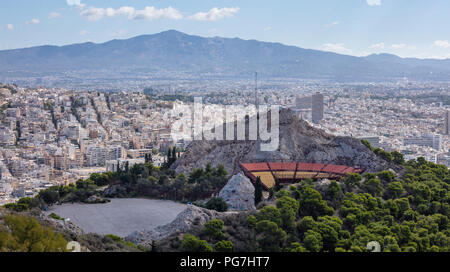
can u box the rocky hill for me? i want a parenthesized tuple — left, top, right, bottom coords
(126, 205, 233, 247)
(172, 108, 399, 175)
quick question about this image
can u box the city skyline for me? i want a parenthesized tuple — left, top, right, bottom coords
(0, 0, 450, 59)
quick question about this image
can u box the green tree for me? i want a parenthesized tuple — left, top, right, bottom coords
(205, 197, 228, 212)
(38, 189, 60, 205)
(326, 181, 344, 208)
(255, 220, 287, 252)
(90, 173, 110, 186)
(257, 206, 282, 226)
(276, 196, 299, 233)
(0, 214, 67, 252)
(214, 240, 234, 252)
(297, 216, 317, 236)
(391, 151, 405, 165)
(285, 242, 307, 252)
(298, 187, 334, 219)
(341, 173, 362, 191)
(182, 234, 213, 252)
(303, 230, 323, 252)
(254, 176, 263, 205)
(151, 240, 158, 252)
(363, 178, 384, 197)
(386, 182, 404, 199)
(203, 219, 225, 241)
(315, 222, 339, 251)
(377, 170, 395, 183)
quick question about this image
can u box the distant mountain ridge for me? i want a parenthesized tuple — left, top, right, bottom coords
(1, 30, 450, 83)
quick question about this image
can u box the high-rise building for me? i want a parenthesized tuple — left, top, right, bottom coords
(404, 134, 443, 151)
(312, 92, 324, 124)
(445, 110, 450, 135)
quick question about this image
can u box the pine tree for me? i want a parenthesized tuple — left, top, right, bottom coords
(151, 240, 158, 252)
(16, 120, 21, 139)
(167, 149, 171, 164)
(255, 176, 263, 205)
(172, 147, 177, 162)
(117, 161, 121, 174)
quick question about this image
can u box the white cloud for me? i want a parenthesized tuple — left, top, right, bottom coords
(325, 21, 339, 28)
(73, 4, 239, 23)
(26, 18, 40, 25)
(189, 7, 240, 21)
(370, 42, 385, 49)
(391, 44, 407, 49)
(434, 40, 450, 48)
(80, 30, 88, 36)
(67, 0, 82, 6)
(80, 6, 183, 21)
(48, 12, 61, 19)
(322, 43, 352, 54)
(263, 26, 272, 32)
(7, 24, 13, 30)
(366, 0, 381, 6)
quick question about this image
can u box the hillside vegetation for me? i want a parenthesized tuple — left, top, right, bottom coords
(3, 152, 449, 252)
(158, 157, 449, 252)
(0, 210, 68, 252)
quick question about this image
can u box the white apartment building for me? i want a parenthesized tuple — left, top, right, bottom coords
(107, 145, 125, 160)
(404, 134, 443, 151)
(85, 145, 107, 166)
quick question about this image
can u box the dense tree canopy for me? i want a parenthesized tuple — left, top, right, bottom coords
(0, 213, 68, 252)
(176, 157, 449, 252)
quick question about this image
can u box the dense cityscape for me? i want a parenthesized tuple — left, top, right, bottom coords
(1, 81, 449, 205)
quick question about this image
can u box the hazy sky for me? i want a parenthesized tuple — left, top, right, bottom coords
(1, 0, 450, 59)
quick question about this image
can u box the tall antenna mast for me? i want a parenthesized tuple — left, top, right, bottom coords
(255, 72, 258, 107)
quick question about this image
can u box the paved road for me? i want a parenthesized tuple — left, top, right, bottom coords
(46, 198, 187, 237)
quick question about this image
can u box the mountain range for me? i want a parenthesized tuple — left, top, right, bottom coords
(1, 30, 450, 84)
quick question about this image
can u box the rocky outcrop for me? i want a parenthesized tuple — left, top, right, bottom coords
(219, 173, 255, 211)
(39, 213, 85, 237)
(172, 108, 400, 175)
(83, 195, 111, 204)
(103, 184, 127, 198)
(126, 205, 226, 246)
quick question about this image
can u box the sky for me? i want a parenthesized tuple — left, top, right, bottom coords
(1, 0, 450, 59)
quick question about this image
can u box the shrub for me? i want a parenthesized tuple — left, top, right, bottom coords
(182, 234, 213, 252)
(49, 213, 64, 221)
(214, 240, 234, 252)
(203, 219, 225, 240)
(0, 214, 67, 252)
(205, 197, 228, 212)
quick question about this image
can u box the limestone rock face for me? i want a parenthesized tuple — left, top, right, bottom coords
(172, 108, 400, 175)
(219, 173, 256, 211)
(39, 213, 85, 237)
(126, 205, 222, 246)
